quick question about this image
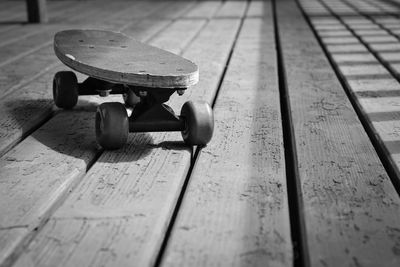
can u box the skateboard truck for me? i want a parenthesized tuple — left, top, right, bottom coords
(127, 86, 185, 132)
(53, 72, 214, 149)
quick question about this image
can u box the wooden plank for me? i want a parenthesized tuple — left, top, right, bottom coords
(25, 0, 48, 23)
(375, 17, 400, 24)
(182, 0, 222, 19)
(327, 43, 369, 53)
(0, 29, 76, 69)
(358, 96, 400, 114)
(0, 111, 100, 267)
(347, 78, 400, 92)
(215, 0, 248, 18)
(314, 24, 347, 30)
(392, 62, 400, 74)
(310, 17, 340, 25)
(338, 64, 391, 77)
(122, 18, 173, 42)
(278, 0, 400, 266)
(321, 36, 360, 44)
(149, 19, 207, 55)
(13, 17, 243, 267)
(318, 30, 353, 37)
(361, 35, 398, 43)
(373, 120, 400, 153)
(151, 0, 196, 19)
(354, 29, 389, 36)
(162, 4, 292, 267)
(247, 0, 274, 18)
(331, 53, 378, 64)
(346, 24, 379, 30)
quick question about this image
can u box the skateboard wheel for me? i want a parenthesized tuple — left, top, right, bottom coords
(96, 102, 129, 150)
(181, 101, 214, 146)
(53, 71, 78, 109)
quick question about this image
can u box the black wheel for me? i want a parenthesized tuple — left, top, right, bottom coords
(53, 71, 79, 109)
(123, 89, 140, 107)
(181, 101, 214, 146)
(96, 102, 129, 150)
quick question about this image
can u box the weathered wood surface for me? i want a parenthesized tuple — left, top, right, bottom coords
(182, 0, 222, 19)
(279, 0, 400, 266)
(54, 29, 199, 88)
(162, 1, 292, 266)
(12, 7, 246, 267)
(2, 0, 400, 266)
(215, 0, 248, 18)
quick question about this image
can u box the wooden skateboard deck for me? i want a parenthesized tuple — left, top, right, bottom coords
(54, 29, 199, 88)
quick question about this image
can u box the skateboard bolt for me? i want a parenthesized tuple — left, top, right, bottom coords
(139, 91, 147, 97)
(177, 89, 185, 96)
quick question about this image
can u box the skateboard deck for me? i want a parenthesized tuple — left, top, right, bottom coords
(54, 29, 199, 88)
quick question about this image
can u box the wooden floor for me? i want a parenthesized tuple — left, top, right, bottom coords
(1, 0, 400, 266)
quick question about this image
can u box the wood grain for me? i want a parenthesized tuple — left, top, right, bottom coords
(0, 112, 100, 266)
(162, 4, 293, 267)
(149, 19, 207, 55)
(150, 0, 196, 20)
(183, 0, 222, 19)
(215, 0, 248, 18)
(13, 17, 243, 267)
(247, 0, 272, 17)
(358, 96, 400, 114)
(278, 0, 400, 266)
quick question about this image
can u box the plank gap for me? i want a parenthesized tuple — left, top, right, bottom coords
(273, 0, 310, 266)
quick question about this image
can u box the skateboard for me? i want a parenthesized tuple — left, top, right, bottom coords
(53, 29, 214, 149)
